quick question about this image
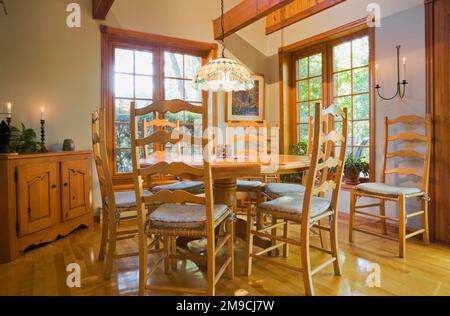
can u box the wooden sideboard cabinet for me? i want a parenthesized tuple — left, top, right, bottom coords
(0, 151, 93, 263)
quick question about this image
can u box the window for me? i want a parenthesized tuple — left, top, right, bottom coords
(295, 52, 323, 144)
(101, 26, 216, 180)
(293, 32, 373, 165)
(333, 36, 370, 161)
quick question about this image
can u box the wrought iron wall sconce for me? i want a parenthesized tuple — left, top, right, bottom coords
(375, 45, 408, 101)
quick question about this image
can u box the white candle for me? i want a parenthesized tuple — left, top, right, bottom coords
(41, 107, 45, 120)
(402, 58, 407, 81)
(6, 102, 11, 118)
(375, 64, 379, 85)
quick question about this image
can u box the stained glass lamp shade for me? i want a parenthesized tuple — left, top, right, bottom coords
(193, 57, 254, 92)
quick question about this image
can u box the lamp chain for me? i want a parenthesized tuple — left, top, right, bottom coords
(220, 0, 225, 58)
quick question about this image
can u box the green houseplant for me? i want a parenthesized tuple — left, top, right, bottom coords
(10, 123, 46, 154)
(344, 155, 370, 185)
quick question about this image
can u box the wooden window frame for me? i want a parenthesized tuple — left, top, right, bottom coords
(100, 25, 217, 186)
(279, 18, 376, 181)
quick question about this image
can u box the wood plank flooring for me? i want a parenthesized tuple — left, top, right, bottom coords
(0, 220, 449, 296)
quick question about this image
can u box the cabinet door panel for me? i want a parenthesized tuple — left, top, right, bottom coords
(17, 162, 59, 237)
(61, 159, 91, 221)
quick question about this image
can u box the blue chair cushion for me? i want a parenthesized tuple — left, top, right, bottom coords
(147, 204, 231, 230)
(264, 183, 306, 198)
(258, 195, 331, 220)
(236, 179, 264, 191)
(356, 183, 422, 196)
(152, 181, 204, 193)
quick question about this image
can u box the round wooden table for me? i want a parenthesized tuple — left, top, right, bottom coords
(141, 153, 310, 246)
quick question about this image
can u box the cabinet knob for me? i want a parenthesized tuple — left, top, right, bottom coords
(64, 183, 69, 187)
(51, 185, 57, 189)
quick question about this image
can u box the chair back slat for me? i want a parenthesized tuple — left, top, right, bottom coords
(316, 157, 342, 171)
(386, 150, 425, 159)
(142, 190, 206, 205)
(139, 161, 204, 178)
(388, 133, 427, 142)
(227, 121, 268, 159)
(136, 99, 203, 116)
(313, 180, 337, 196)
(381, 115, 432, 192)
(388, 115, 425, 125)
(145, 118, 177, 128)
(385, 168, 423, 178)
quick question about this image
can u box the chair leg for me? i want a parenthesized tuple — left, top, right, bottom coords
(283, 220, 290, 258)
(380, 199, 388, 235)
(330, 214, 342, 276)
(349, 190, 356, 243)
(226, 218, 235, 280)
(98, 208, 109, 261)
(207, 232, 216, 296)
(270, 216, 278, 257)
(422, 198, 430, 245)
(398, 195, 406, 258)
(164, 236, 171, 274)
(318, 218, 329, 250)
(103, 212, 117, 280)
(301, 222, 314, 296)
(170, 237, 178, 270)
(136, 205, 148, 296)
(245, 205, 254, 276)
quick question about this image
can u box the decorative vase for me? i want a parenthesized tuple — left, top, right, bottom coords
(62, 139, 75, 152)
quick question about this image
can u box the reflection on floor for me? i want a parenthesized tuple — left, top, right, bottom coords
(0, 220, 449, 296)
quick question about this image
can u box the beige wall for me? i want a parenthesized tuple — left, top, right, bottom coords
(1, 0, 427, 222)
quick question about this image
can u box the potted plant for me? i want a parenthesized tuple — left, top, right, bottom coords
(281, 141, 308, 183)
(344, 155, 370, 185)
(10, 123, 46, 154)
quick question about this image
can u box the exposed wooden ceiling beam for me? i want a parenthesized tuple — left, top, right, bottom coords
(92, 0, 115, 20)
(213, 0, 296, 40)
(266, 0, 346, 35)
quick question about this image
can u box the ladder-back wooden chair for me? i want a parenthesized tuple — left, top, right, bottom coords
(349, 115, 431, 258)
(131, 100, 234, 296)
(144, 100, 204, 194)
(92, 109, 155, 280)
(245, 103, 348, 296)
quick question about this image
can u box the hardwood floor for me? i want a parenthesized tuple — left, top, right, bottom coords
(0, 220, 449, 296)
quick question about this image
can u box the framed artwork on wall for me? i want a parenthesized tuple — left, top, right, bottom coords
(226, 74, 264, 122)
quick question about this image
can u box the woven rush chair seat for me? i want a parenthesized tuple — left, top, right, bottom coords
(152, 181, 204, 193)
(114, 190, 153, 210)
(356, 183, 422, 196)
(264, 182, 306, 198)
(258, 195, 333, 223)
(236, 179, 264, 191)
(145, 204, 231, 238)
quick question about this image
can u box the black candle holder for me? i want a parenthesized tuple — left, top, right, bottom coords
(40, 119, 47, 152)
(0, 113, 11, 126)
(375, 45, 408, 101)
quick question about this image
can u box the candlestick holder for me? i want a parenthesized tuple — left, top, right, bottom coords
(40, 119, 47, 153)
(375, 45, 408, 101)
(0, 113, 11, 126)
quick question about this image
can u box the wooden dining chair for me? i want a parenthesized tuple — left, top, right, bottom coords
(349, 115, 431, 258)
(92, 109, 156, 280)
(131, 100, 234, 296)
(245, 103, 348, 296)
(144, 100, 204, 194)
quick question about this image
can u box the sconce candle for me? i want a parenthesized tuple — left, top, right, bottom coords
(40, 107, 45, 120)
(6, 102, 11, 118)
(403, 58, 407, 81)
(375, 64, 379, 85)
